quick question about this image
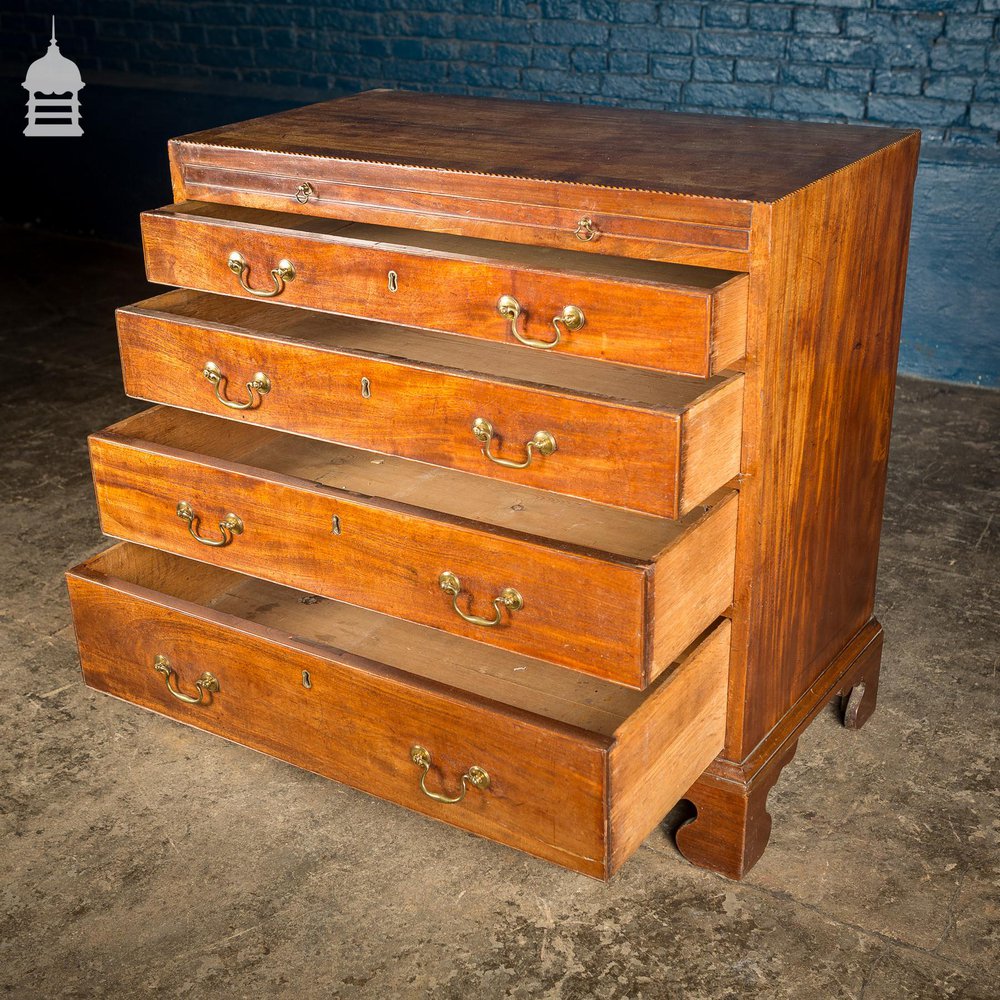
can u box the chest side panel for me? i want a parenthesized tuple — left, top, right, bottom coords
(727, 135, 920, 758)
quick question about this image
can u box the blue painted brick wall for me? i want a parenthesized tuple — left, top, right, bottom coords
(3, 1, 998, 148)
(4, 2, 999, 385)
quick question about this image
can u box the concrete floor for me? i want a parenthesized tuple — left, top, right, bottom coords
(1, 228, 998, 1000)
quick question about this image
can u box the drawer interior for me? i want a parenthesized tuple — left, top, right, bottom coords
(133, 289, 735, 410)
(107, 405, 730, 562)
(164, 201, 739, 291)
(78, 543, 668, 736)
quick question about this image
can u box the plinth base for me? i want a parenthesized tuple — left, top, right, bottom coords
(675, 619, 884, 879)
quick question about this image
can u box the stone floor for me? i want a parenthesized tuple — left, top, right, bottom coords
(1, 228, 998, 1000)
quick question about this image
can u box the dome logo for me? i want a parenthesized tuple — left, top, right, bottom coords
(23, 17, 85, 137)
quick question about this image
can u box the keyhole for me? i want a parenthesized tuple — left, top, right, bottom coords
(302, 670, 312, 689)
(331, 515, 341, 535)
(388, 270, 398, 292)
(361, 377, 371, 398)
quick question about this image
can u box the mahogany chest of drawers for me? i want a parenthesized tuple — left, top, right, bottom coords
(67, 91, 919, 880)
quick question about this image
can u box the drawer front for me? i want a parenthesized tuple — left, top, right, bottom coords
(117, 299, 745, 519)
(174, 155, 754, 271)
(67, 557, 610, 876)
(141, 205, 747, 377)
(89, 432, 648, 685)
(168, 89, 764, 271)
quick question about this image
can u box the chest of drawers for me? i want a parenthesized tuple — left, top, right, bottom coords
(67, 91, 919, 880)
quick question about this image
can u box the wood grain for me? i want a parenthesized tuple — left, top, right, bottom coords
(69, 541, 653, 735)
(117, 289, 745, 517)
(676, 739, 798, 881)
(67, 543, 610, 876)
(98, 404, 710, 560)
(88, 405, 738, 688)
(176, 156, 753, 271)
(710, 272, 751, 374)
(650, 493, 739, 681)
(140, 201, 748, 377)
(723, 133, 920, 761)
(678, 376, 744, 515)
(669, 133, 918, 879)
(173, 90, 915, 201)
(708, 618, 884, 785)
(67, 542, 732, 878)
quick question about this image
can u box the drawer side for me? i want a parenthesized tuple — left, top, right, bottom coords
(649, 492, 739, 679)
(679, 377, 745, 515)
(607, 621, 730, 873)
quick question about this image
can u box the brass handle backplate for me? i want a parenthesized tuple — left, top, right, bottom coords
(410, 745, 490, 804)
(227, 251, 295, 298)
(574, 217, 599, 242)
(153, 654, 219, 706)
(202, 361, 271, 410)
(176, 500, 244, 547)
(472, 417, 556, 469)
(497, 294, 585, 349)
(438, 571, 522, 628)
(295, 182, 314, 204)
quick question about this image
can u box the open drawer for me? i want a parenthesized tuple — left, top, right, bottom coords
(67, 543, 729, 878)
(140, 201, 748, 377)
(117, 290, 744, 518)
(88, 406, 738, 689)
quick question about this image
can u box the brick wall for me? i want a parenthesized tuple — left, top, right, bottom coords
(3, 2, 998, 385)
(3, 1, 999, 148)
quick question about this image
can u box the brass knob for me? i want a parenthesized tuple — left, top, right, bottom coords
(574, 217, 599, 241)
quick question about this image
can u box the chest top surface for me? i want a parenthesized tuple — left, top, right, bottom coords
(175, 89, 916, 204)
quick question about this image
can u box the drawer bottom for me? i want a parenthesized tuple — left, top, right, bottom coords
(67, 543, 728, 878)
